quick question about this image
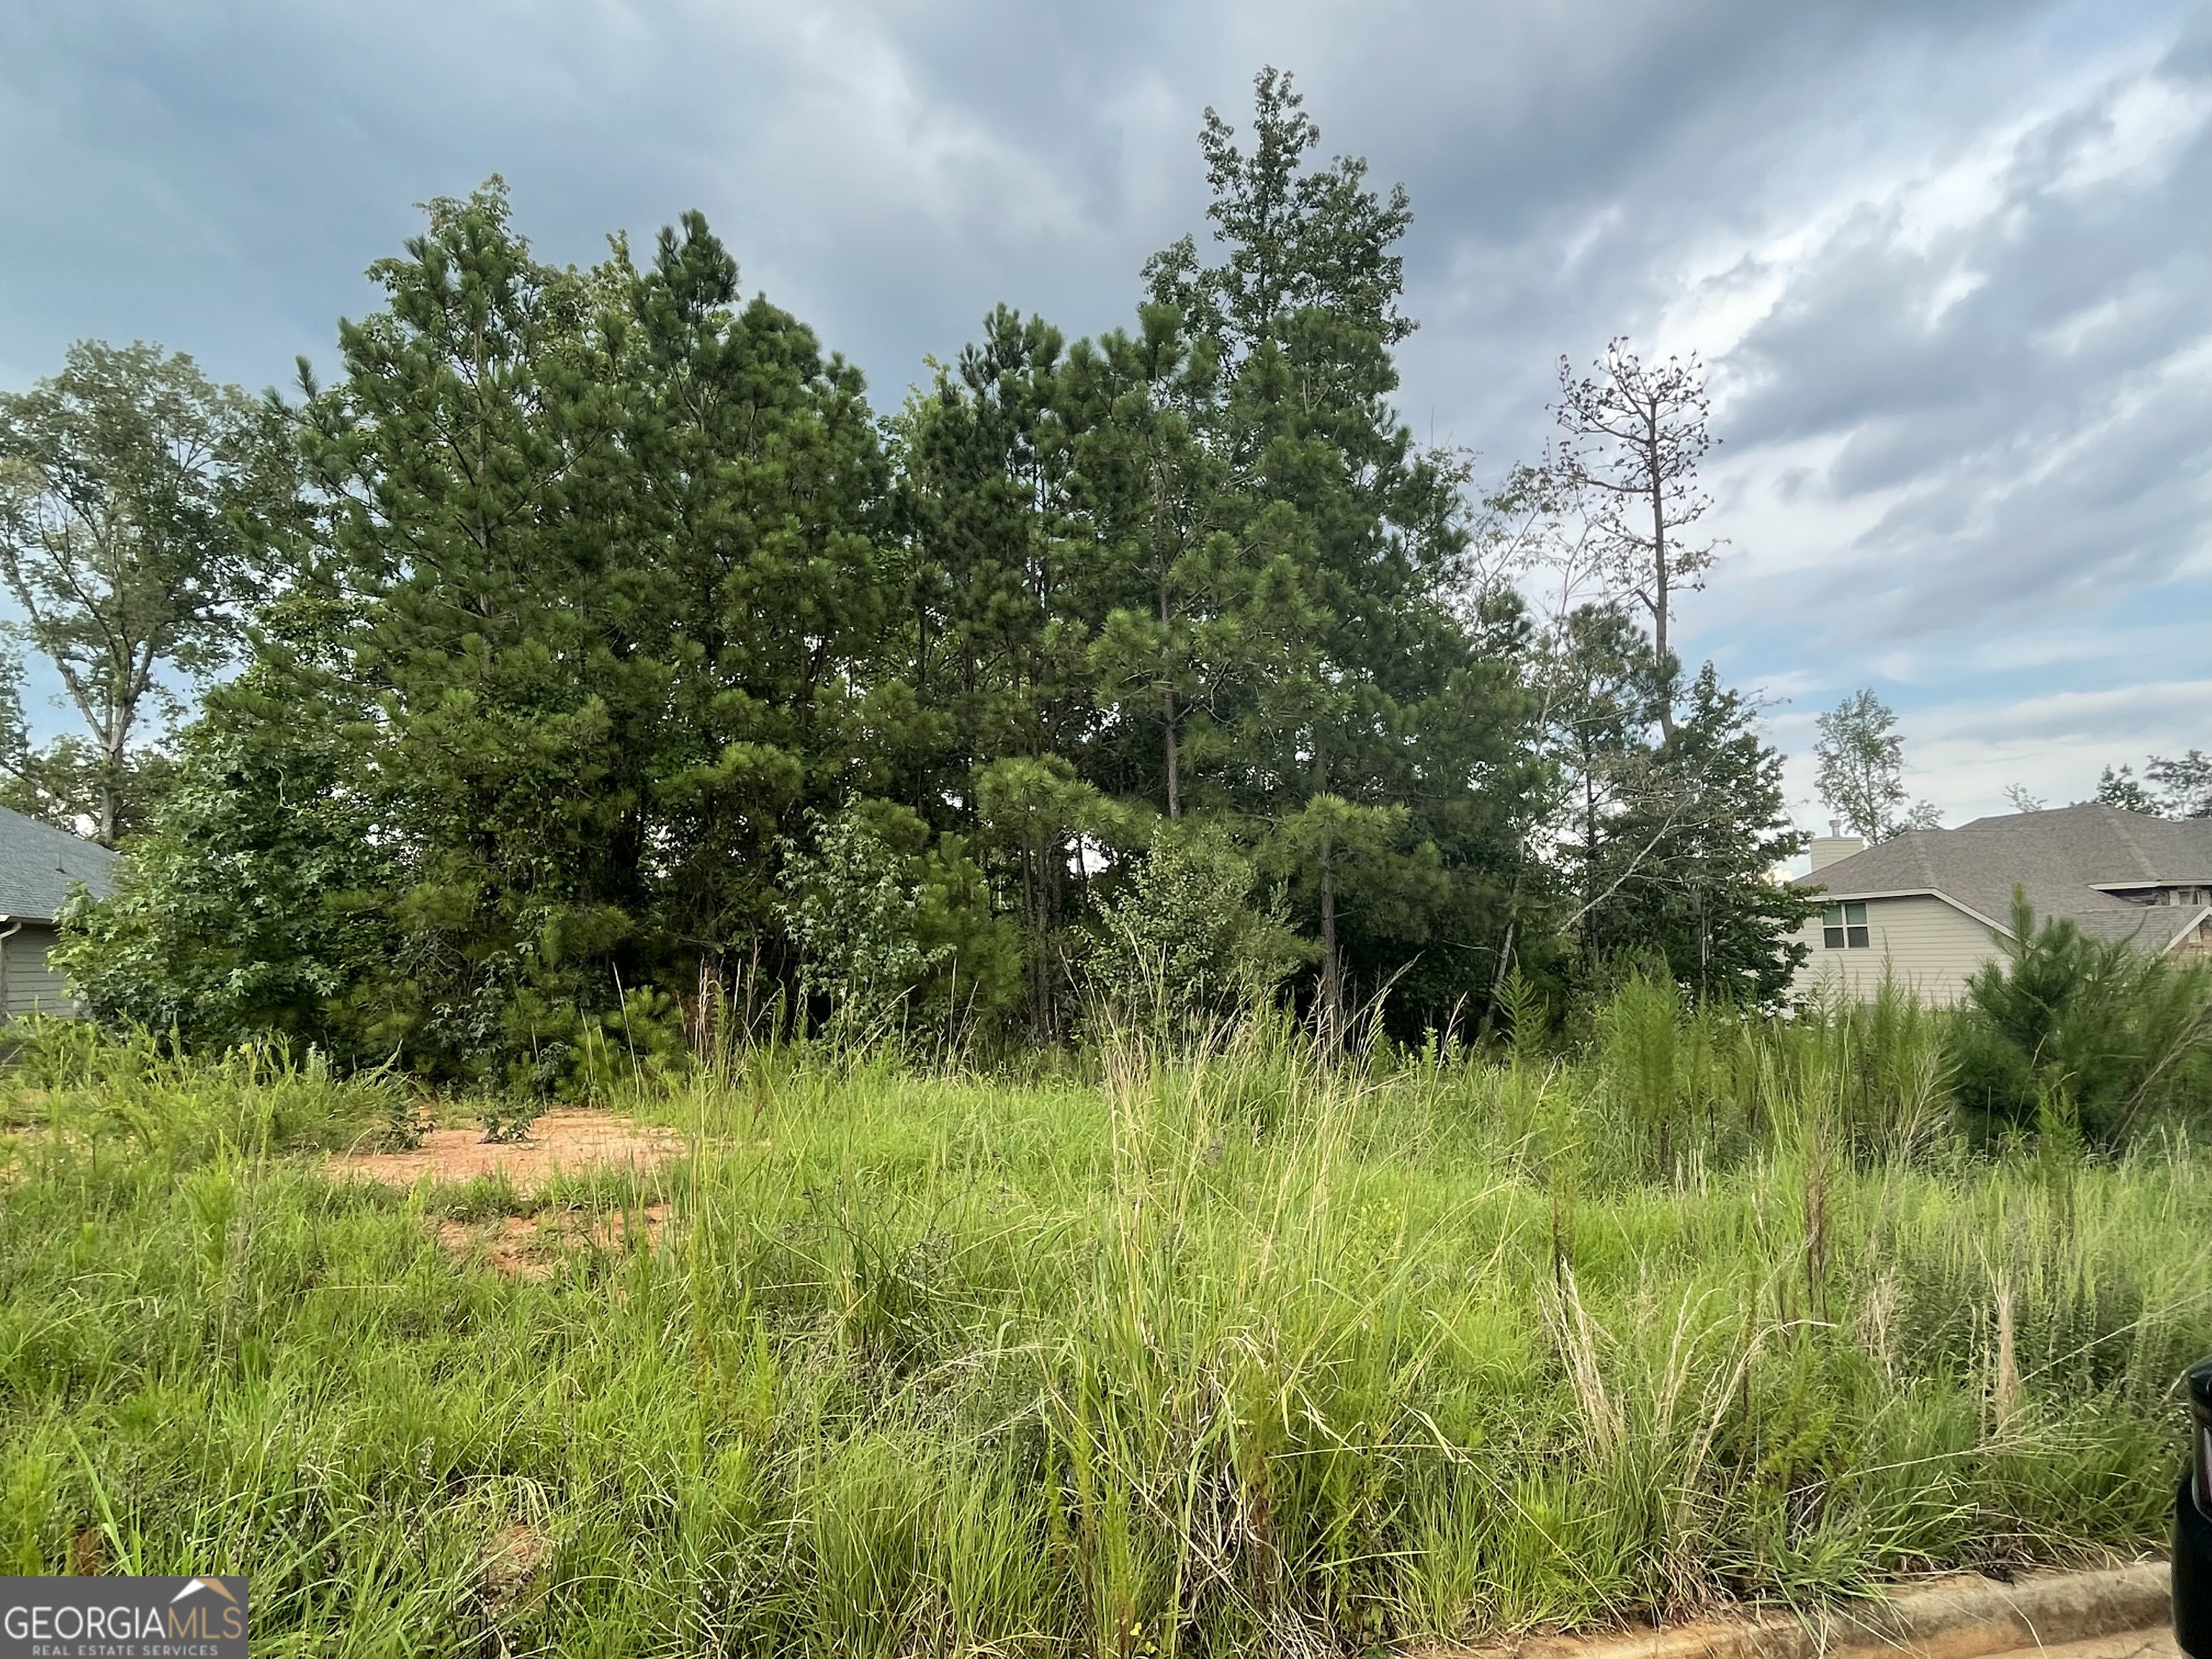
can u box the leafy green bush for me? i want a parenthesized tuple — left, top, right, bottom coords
(1087, 822, 1308, 1038)
(51, 663, 396, 1064)
(778, 813, 950, 1041)
(776, 807, 1022, 1046)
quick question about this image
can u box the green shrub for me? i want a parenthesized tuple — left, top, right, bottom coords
(777, 806, 1023, 1048)
(1952, 889, 2212, 1143)
(1087, 822, 1308, 1039)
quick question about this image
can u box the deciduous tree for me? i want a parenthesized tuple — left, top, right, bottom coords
(1814, 688, 1941, 843)
(2100, 752, 2212, 819)
(0, 341, 291, 842)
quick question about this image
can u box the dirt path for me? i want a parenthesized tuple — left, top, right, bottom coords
(326, 1109, 690, 1281)
(433, 1205, 672, 1281)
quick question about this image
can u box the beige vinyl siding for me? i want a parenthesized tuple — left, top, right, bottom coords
(2, 924, 78, 1020)
(1789, 894, 2002, 1006)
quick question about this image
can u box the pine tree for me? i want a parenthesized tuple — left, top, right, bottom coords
(1547, 343, 1720, 737)
(1138, 68, 1538, 1038)
(1068, 305, 1227, 822)
(285, 184, 896, 1076)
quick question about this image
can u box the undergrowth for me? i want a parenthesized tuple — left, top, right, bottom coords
(0, 996, 2205, 1656)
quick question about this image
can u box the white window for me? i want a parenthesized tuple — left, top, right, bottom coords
(1823, 902, 1869, 949)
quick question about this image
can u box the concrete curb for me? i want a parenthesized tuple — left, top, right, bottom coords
(1411, 1563, 2170, 1659)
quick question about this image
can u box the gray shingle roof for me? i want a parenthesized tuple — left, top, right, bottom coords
(0, 804, 119, 922)
(1791, 802, 2212, 950)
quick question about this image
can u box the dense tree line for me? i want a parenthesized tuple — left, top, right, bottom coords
(7, 73, 1812, 1082)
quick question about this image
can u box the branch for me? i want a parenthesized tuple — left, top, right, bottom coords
(1552, 797, 1691, 935)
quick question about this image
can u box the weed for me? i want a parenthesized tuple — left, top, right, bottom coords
(374, 1090, 433, 1153)
(477, 1095, 542, 1145)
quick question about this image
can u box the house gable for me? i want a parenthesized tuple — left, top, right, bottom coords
(1797, 884, 2013, 937)
(1789, 892, 2002, 1006)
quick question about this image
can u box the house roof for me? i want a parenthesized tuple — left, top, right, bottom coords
(0, 804, 119, 923)
(1792, 802, 2212, 950)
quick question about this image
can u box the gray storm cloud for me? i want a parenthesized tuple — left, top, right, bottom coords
(0, 0, 2204, 819)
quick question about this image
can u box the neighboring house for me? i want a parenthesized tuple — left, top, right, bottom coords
(0, 804, 119, 1022)
(1790, 802, 2212, 1005)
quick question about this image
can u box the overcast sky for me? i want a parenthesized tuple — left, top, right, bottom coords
(3, 0, 2206, 831)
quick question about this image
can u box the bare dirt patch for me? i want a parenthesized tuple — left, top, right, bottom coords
(436, 1204, 671, 1281)
(330, 1108, 687, 1192)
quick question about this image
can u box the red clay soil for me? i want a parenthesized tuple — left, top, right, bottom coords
(436, 1205, 671, 1282)
(329, 1108, 687, 1192)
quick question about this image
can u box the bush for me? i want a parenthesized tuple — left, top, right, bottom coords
(52, 688, 396, 1062)
(776, 806, 1022, 1046)
(1087, 822, 1308, 1038)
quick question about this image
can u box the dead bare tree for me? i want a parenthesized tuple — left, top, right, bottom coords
(1550, 341, 1721, 738)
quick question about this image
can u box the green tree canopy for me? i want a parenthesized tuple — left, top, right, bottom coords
(55, 77, 1817, 1066)
(0, 341, 294, 842)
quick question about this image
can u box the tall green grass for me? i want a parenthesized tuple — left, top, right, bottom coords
(0, 997, 2205, 1655)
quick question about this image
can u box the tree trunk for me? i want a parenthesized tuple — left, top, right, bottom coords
(1318, 837, 1339, 1057)
(1583, 747, 1599, 958)
(1020, 848, 1040, 1036)
(1478, 917, 1517, 1048)
(1163, 679, 1181, 819)
(97, 724, 125, 848)
(1159, 569, 1180, 818)
(1647, 411, 1676, 741)
(1156, 490, 1182, 819)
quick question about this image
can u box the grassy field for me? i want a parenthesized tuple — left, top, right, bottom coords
(0, 999, 2204, 1657)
